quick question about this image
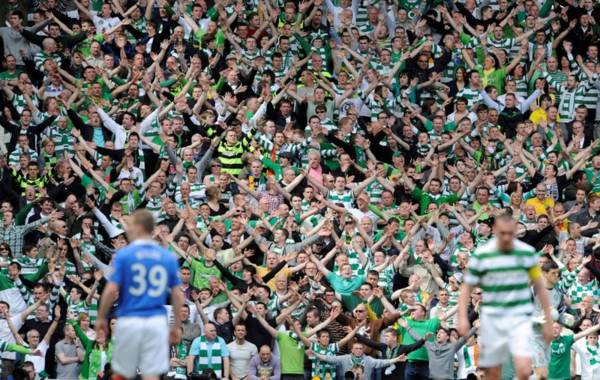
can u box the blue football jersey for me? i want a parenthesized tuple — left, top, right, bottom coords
(109, 240, 181, 317)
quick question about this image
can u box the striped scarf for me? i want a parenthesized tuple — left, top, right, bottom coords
(417, 143, 431, 156)
(87, 298, 98, 324)
(145, 197, 163, 216)
(195, 336, 222, 377)
(136, 148, 146, 174)
(109, 216, 123, 230)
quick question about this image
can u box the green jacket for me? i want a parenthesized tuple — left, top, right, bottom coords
(70, 320, 113, 380)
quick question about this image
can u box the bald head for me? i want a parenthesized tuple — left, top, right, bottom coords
(259, 345, 272, 362)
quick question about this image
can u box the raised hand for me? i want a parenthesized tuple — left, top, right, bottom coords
(393, 354, 407, 363)
(397, 318, 408, 328)
(54, 304, 61, 320)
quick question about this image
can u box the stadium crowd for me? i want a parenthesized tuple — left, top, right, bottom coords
(0, 0, 599, 379)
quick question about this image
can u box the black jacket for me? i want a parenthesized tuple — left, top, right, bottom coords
(67, 109, 113, 144)
(498, 107, 525, 138)
(0, 115, 57, 152)
(266, 100, 308, 129)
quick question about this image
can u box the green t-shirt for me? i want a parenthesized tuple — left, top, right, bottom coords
(0, 70, 19, 80)
(412, 187, 458, 214)
(210, 291, 228, 305)
(397, 317, 440, 361)
(326, 272, 365, 296)
(276, 332, 304, 375)
(478, 67, 508, 94)
(548, 334, 574, 380)
(190, 259, 221, 290)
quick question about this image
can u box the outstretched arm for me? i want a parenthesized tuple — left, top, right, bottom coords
(337, 324, 361, 348)
(352, 175, 377, 196)
(309, 252, 332, 277)
(574, 323, 600, 341)
(249, 304, 279, 338)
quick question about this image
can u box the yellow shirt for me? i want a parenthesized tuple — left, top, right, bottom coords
(256, 266, 292, 291)
(529, 108, 547, 125)
(525, 197, 555, 216)
(481, 68, 495, 88)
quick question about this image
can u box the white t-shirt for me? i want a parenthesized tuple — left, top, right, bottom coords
(0, 315, 23, 360)
(455, 344, 477, 379)
(25, 340, 48, 373)
(572, 339, 600, 380)
(92, 14, 121, 33)
(227, 340, 258, 379)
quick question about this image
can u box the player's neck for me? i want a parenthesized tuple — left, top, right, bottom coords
(496, 241, 514, 252)
(132, 235, 154, 243)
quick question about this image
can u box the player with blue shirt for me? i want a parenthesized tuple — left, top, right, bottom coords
(96, 210, 185, 380)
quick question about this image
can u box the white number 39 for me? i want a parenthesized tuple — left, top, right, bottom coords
(129, 263, 167, 297)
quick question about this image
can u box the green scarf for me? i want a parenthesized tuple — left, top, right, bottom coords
(351, 355, 364, 366)
(463, 346, 472, 368)
(174, 342, 187, 375)
(385, 345, 398, 359)
(586, 342, 599, 365)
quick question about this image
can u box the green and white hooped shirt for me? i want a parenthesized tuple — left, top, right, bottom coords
(464, 238, 538, 316)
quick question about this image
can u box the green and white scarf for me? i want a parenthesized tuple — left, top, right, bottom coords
(463, 345, 472, 367)
(119, 190, 142, 215)
(195, 336, 223, 377)
(351, 355, 364, 367)
(136, 148, 146, 174)
(586, 341, 600, 365)
(168, 342, 188, 378)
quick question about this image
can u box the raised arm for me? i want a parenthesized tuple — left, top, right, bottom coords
(230, 176, 260, 200)
(574, 323, 600, 341)
(73, 0, 92, 20)
(505, 44, 527, 73)
(309, 252, 332, 277)
(338, 323, 361, 348)
(352, 175, 377, 196)
(248, 304, 279, 338)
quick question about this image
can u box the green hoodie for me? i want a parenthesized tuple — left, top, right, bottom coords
(70, 320, 113, 380)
